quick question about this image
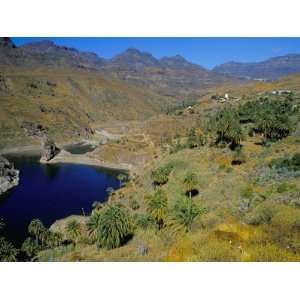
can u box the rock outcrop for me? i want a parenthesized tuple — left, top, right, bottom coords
(0, 156, 19, 195)
(40, 138, 60, 162)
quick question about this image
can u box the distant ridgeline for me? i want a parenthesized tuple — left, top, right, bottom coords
(213, 54, 300, 80)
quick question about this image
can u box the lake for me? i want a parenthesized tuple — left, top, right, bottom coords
(0, 153, 121, 247)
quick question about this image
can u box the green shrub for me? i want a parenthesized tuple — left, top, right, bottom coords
(170, 197, 205, 233)
(244, 202, 276, 225)
(183, 171, 199, 199)
(146, 189, 168, 229)
(240, 185, 254, 199)
(0, 237, 18, 262)
(129, 199, 140, 210)
(247, 243, 300, 262)
(134, 213, 155, 229)
(276, 182, 290, 193)
(231, 147, 246, 165)
(151, 162, 175, 186)
(270, 153, 300, 173)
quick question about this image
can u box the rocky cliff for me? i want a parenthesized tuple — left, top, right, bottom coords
(0, 156, 19, 195)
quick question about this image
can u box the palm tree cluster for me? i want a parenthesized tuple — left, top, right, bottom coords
(238, 97, 296, 143)
(143, 171, 205, 234)
(208, 107, 244, 150)
(0, 220, 18, 262)
(22, 218, 63, 258)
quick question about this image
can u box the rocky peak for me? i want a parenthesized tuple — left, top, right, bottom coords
(160, 55, 207, 70)
(20, 39, 106, 68)
(111, 48, 160, 67)
(22, 40, 78, 54)
(0, 37, 16, 49)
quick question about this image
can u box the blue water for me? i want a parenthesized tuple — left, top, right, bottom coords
(0, 154, 121, 247)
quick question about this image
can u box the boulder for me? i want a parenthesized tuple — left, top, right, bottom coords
(0, 156, 20, 195)
(40, 138, 60, 162)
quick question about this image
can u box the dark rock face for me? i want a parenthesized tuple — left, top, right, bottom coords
(0, 156, 19, 195)
(40, 138, 60, 162)
(0, 37, 16, 49)
(21, 121, 48, 138)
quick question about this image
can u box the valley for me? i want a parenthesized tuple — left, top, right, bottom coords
(1, 37, 300, 262)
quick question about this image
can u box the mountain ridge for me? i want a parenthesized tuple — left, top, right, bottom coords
(213, 53, 300, 80)
(1, 38, 237, 99)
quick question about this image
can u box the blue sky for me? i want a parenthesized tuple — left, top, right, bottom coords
(12, 37, 300, 69)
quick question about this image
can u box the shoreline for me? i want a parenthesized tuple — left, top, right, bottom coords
(0, 139, 98, 156)
(41, 150, 132, 173)
(1, 139, 133, 174)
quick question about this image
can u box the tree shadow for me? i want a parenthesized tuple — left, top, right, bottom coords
(185, 189, 199, 198)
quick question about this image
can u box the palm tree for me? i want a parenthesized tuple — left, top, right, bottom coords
(151, 167, 169, 186)
(117, 173, 127, 188)
(39, 228, 50, 247)
(170, 197, 203, 233)
(21, 237, 39, 258)
(183, 171, 198, 199)
(65, 220, 81, 243)
(0, 237, 18, 262)
(87, 212, 102, 242)
(146, 189, 168, 229)
(46, 232, 63, 248)
(97, 203, 133, 249)
(28, 219, 46, 245)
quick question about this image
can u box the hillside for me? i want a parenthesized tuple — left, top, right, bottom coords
(0, 65, 170, 150)
(33, 73, 300, 262)
(213, 54, 300, 80)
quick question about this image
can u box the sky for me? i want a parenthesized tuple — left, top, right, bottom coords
(12, 37, 300, 69)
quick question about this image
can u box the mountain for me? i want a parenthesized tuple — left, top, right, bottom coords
(213, 54, 300, 80)
(0, 38, 171, 149)
(1, 39, 237, 99)
(160, 54, 205, 70)
(101, 48, 235, 98)
(0, 37, 106, 69)
(110, 48, 160, 67)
